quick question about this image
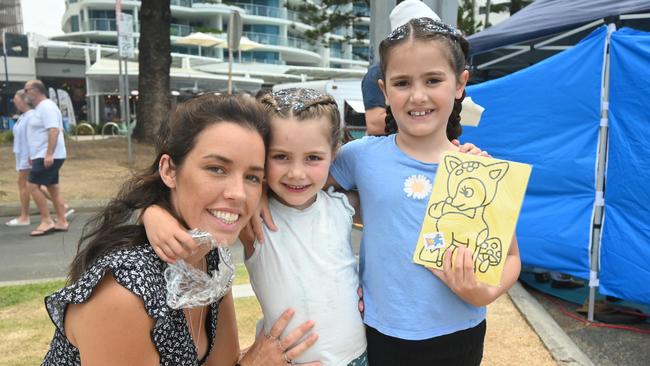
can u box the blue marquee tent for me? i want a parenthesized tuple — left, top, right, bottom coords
(462, 25, 650, 308)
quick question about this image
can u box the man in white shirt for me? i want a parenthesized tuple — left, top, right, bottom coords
(23, 80, 69, 236)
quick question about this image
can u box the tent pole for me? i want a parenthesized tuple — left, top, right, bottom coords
(588, 22, 616, 322)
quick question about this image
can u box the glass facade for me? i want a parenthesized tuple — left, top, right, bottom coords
(241, 50, 280, 64)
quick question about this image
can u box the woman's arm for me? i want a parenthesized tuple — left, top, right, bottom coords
(64, 273, 159, 365)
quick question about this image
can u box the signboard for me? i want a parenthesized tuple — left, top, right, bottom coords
(118, 13, 134, 58)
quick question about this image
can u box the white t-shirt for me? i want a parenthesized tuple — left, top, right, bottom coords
(245, 189, 366, 366)
(28, 99, 66, 159)
(12, 109, 35, 171)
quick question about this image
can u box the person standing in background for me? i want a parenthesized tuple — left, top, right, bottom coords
(23, 80, 70, 236)
(5, 90, 37, 227)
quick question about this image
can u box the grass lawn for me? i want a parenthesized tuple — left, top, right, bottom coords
(0, 265, 260, 365)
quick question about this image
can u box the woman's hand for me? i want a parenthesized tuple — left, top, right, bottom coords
(429, 246, 499, 307)
(239, 309, 320, 366)
(141, 205, 198, 264)
(451, 139, 490, 157)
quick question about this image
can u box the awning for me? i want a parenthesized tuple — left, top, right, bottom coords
(345, 99, 365, 113)
(85, 58, 264, 95)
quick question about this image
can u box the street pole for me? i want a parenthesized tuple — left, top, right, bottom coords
(2, 31, 9, 117)
(485, 0, 492, 28)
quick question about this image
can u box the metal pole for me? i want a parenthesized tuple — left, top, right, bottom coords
(587, 23, 615, 322)
(228, 47, 233, 94)
(118, 56, 125, 125)
(484, 0, 492, 28)
(124, 58, 132, 166)
(2, 31, 9, 116)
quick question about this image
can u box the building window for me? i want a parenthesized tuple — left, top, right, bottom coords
(241, 51, 280, 64)
(353, 45, 369, 61)
(71, 15, 79, 32)
(353, 24, 369, 39)
(243, 24, 279, 34)
(330, 42, 343, 58)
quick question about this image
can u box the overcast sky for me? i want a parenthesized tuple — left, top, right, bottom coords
(22, 0, 66, 37)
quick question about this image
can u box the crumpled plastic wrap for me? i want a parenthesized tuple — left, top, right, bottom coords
(164, 229, 235, 309)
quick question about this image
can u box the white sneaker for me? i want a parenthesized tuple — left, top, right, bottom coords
(5, 218, 31, 226)
(64, 209, 75, 219)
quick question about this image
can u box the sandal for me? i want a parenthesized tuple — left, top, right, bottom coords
(30, 225, 56, 237)
(5, 218, 31, 227)
(54, 222, 70, 232)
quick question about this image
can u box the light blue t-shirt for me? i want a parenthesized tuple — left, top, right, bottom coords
(330, 135, 486, 340)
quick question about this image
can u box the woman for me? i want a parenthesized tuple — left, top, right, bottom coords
(5, 90, 35, 227)
(42, 94, 320, 366)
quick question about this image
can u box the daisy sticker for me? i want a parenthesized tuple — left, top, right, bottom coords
(403, 174, 432, 200)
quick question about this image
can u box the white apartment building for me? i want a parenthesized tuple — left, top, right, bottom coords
(57, 0, 370, 70)
(3, 0, 371, 122)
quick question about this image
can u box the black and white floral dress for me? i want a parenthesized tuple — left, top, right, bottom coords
(42, 245, 222, 366)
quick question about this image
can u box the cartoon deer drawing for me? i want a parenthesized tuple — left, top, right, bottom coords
(418, 155, 509, 273)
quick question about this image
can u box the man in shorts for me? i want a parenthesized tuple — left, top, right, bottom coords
(24, 80, 69, 236)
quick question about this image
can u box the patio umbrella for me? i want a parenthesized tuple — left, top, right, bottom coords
(216, 36, 263, 52)
(174, 32, 226, 56)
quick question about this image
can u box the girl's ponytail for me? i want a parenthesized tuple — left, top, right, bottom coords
(384, 105, 398, 135)
(447, 89, 465, 141)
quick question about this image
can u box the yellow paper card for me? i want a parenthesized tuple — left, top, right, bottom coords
(413, 151, 532, 286)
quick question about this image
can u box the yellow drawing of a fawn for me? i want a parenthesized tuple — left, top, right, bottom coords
(418, 155, 509, 273)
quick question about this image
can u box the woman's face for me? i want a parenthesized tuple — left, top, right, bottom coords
(162, 122, 266, 247)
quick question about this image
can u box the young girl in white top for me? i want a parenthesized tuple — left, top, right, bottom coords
(143, 89, 367, 366)
(327, 18, 521, 365)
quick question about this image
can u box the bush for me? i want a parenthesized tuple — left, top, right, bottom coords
(0, 130, 14, 144)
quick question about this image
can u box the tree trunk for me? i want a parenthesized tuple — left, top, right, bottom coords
(135, 0, 171, 143)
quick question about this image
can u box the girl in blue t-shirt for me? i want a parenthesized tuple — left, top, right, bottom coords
(327, 18, 521, 365)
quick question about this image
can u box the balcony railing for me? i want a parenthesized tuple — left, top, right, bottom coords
(353, 3, 370, 17)
(170, 23, 193, 37)
(240, 56, 282, 65)
(231, 2, 281, 18)
(244, 32, 317, 52)
(244, 31, 280, 46)
(330, 47, 344, 59)
(171, 0, 192, 7)
(86, 18, 116, 32)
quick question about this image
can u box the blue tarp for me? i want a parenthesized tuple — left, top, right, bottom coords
(462, 25, 650, 304)
(599, 28, 650, 304)
(462, 27, 606, 280)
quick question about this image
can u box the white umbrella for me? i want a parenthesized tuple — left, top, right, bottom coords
(174, 32, 226, 56)
(216, 36, 263, 52)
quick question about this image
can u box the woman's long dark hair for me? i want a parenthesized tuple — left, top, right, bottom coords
(68, 94, 269, 282)
(379, 17, 470, 140)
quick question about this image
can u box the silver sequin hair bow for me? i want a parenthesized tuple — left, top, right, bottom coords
(386, 17, 463, 42)
(271, 88, 334, 114)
